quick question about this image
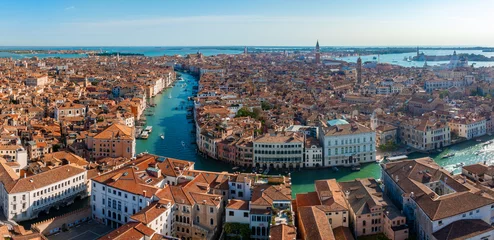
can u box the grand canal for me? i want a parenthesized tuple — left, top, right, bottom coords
(136, 72, 494, 196)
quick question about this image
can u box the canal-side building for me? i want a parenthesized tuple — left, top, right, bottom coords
(399, 117, 451, 151)
(320, 119, 376, 167)
(382, 158, 494, 240)
(448, 115, 486, 140)
(0, 159, 87, 221)
(253, 132, 304, 169)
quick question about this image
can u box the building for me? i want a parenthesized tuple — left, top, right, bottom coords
(54, 102, 86, 121)
(0, 160, 87, 221)
(339, 178, 408, 239)
(91, 154, 224, 239)
(295, 179, 350, 229)
(356, 57, 362, 84)
(25, 75, 49, 87)
(448, 116, 486, 140)
(315, 40, 321, 64)
(382, 158, 494, 240)
(253, 132, 304, 169)
(0, 145, 28, 173)
(320, 120, 376, 167)
(85, 123, 136, 160)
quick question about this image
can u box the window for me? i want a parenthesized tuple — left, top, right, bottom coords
(244, 212, 248, 218)
(210, 218, 214, 225)
(229, 211, 234, 216)
(210, 207, 214, 213)
(438, 220, 443, 225)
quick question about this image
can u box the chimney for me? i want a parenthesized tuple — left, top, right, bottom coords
(410, 192, 414, 198)
(143, 190, 147, 198)
(395, 175, 399, 182)
(345, 190, 350, 199)
(24, 173, 26, 178)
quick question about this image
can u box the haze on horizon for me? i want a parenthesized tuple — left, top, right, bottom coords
(1, 0, 493, 47)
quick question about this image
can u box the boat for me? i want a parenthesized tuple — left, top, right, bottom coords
(181, 141, 185, 147)
(168, 94, 172, 99)
(332, 166, 339, 172)
(475, 151, 483, 155)
(454, 162, 465, 168)
(488, 133, 492, 136)
(437, 149, 443, 152)
(483, 140, 493, 146)
(477, 139, 483, 142)
(441, 153, 455, 159)
(263, 168, 270, 175)
(140, 131, 149, 139)
(160, 133, 164, 140)
(144, 126, 153, 133)
(387, 155, 408, 161)
(232, 166, 240, 171)
(351, 165, 361, 171)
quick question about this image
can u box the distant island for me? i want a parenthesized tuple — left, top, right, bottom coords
(412, 53, 494, 62)
(94, 52, 144, 56)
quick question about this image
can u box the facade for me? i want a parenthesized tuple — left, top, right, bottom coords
(85, 123, 136, 160)
(25, 75, 49, 87)
(54, 102, 86, 121)
(253, 132, 304, 169)
(320, 120, 376, 167)
(0, 161, 87, 221)
(448, 116, 486, 140)
(339, 178, 408, 238)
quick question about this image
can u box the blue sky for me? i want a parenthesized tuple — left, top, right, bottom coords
(0, 0, 493, 46)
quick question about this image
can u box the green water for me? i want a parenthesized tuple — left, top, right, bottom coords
(137, 72, 494, 197)
(135, 72, 232, 173)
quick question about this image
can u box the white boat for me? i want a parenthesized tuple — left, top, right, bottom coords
(168, 94, 172, 99)
(160, 133, 164, 140)
(476, 139, 483, 142)
(181, 141, 185, 147)
(442, 153, 455, 159)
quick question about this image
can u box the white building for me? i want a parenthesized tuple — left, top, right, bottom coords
(320, 120, 376, 167)
(0, 145, 28, 173)
(304, 137, 323, 168)
(225, 199, 250, 224)
(253, 132, 304, 169)
(0, 162, 87, 221)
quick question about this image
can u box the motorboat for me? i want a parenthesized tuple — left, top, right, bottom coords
(441, 153, 455, 159)
(160, 133, 165, 140)
(181, 141, 185, 147)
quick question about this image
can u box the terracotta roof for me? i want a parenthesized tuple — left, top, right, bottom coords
(383, 158, 494, 220)
(5, 163, 85, 194)
(98, 222, 155, 240)
(93, 123, 134, 140)
(269, 224, 297, 240)
(432, 219, 494, 240)
(298, 206, 334, 240)
(226, 199, 249, 210)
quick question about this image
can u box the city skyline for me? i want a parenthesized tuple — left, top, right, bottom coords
(1, 0, 494, 46)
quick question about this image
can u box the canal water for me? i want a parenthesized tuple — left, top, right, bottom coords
(135, 73, 232, 173)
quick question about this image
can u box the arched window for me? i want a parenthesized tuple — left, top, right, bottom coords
(363, 220, 366, 226)
(210, 218, 214, 225)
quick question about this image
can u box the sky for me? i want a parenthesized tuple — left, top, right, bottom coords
(0, 0, 494, 46)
